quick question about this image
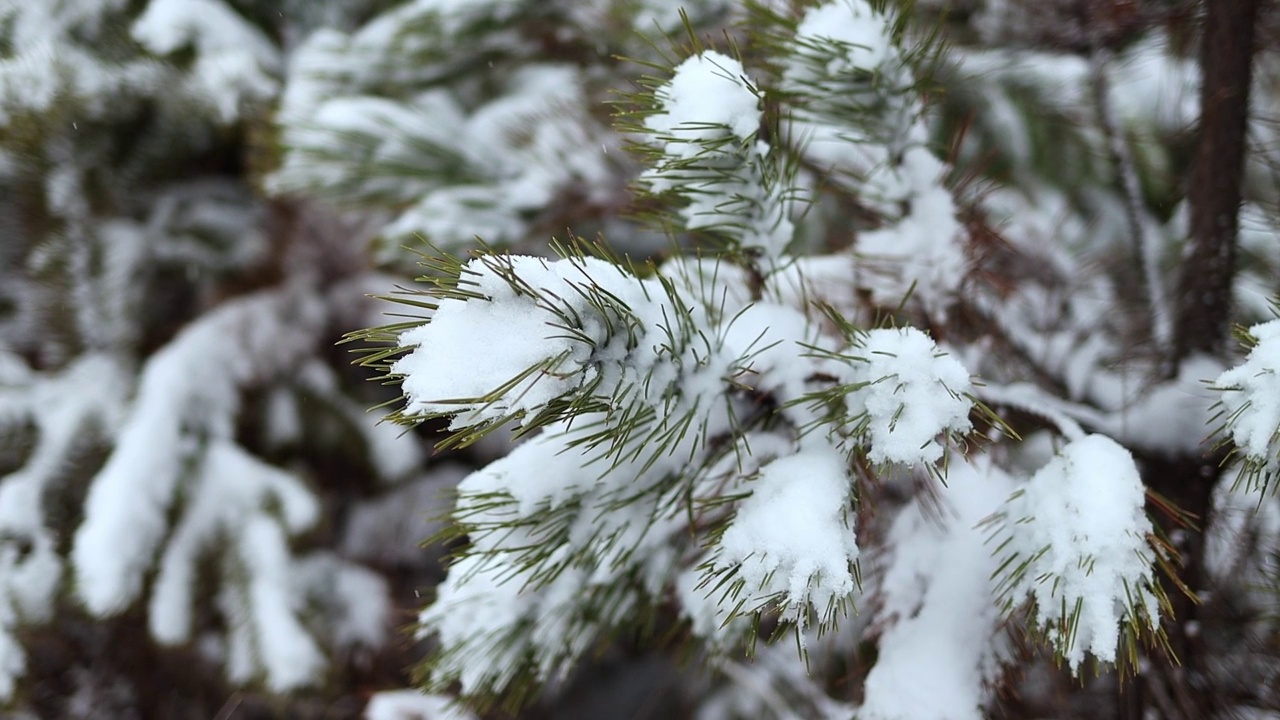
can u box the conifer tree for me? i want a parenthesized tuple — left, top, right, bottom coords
(345, 0, 1272, 717)
(3, 0, 1280, 718)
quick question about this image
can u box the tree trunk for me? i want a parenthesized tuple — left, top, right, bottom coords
(1173, 0, 1260, 362)
(1126, 1, 1264, 718)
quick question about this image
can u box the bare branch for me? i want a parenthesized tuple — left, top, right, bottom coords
(1090, 47, 1175, 362)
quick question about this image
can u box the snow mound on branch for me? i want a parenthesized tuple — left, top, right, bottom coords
(794, 0, 894, 70)
(645, 52, 760, 146)
(712, 442, 859, 628)
(641, 51, 794, 258)
(855, 148, 968, 314)
(393, 255, 640, 429)
(999, 434, 1158, 669)
(848, 327, 974, 465)
(1215, 320, 1280, 482)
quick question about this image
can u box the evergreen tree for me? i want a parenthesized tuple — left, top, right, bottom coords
(343, 0, 1274, 717)
(343, 0, 1280, 718)
(3, 0, 1279, 718)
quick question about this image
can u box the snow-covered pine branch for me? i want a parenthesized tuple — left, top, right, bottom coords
(366, 2, 1184, 715)
(8, 0, 1279, 715)
(61, 286, 394, 692)
(378, 229, 986, 701)
(634, 51, 795, 261)
(0, 355, 129, 700)
(268, 0, 725, 260)
(1214, 319, 1280, 493)
(775, 0, 968, 315)
(990, 434, 1165, 671)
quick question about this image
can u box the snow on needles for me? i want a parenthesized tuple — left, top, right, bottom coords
(782, 1, 969, 314)
(132, 0, 281, 123)
(393, 255, 642, 429)
(847, 328, 975, 466)
(641, 52, 795, 258)
(713, 441, 859, 630)
(997, 434, 1159, 669)
(795, 0, 894, 69)
(644, 52, 761, 146)
(1215, 319, 1280, 486)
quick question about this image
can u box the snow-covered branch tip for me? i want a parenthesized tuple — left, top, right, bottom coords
(989, 434, 1167, 673)
(630, 49, 796, 262)
(797, 325, 991, 474)
(383, 248, 664, 451)
(1213, 318, 1280, 493)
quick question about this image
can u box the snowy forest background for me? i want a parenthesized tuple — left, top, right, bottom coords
(2, 0, 1280, 718)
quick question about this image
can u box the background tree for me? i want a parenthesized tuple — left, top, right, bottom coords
(2, 1, 1279, 719)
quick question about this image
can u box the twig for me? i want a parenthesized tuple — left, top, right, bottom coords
(1089, 47, 1174, 362)
(718, 660, 804, 720)
(976, 382, 1103, 441)
(213, 692, 244, 720)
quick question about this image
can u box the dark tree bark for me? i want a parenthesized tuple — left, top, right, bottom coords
(1173, 0, 1261, 362)
(1126, 453, 1222, 720)
(1126, 1, 1264, 718)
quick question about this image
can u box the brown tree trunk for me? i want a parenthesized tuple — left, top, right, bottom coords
(1125, 1, 1264, 718)
(1173, 0, 1260, 362)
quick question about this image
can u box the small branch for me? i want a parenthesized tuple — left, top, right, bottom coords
(212, 692, 244, 720)
(976, 382, 1104, 441)
(960, 292, 1075, 398)
(1089, 47, 1174, 361)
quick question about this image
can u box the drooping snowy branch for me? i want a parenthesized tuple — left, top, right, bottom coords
(1215, 320, 1280, 492)
(780, 0, 968, 314)
(992, 434, 1162, 670)
(132, 0, 281, 123)
(62, 286, 391, 692)
(860, 459, 1014, 720)
(0, 354, 129, 700)
(268, 2, 620, 256)
(72, 287, 326, 616)
(638, 51, 795, 260)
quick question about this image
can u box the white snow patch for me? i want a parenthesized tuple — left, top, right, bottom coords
(847, 327, 974, 465)
(1216, 320, 1280, 483)
(365, 690, 477, 720)
(132, 0, 281, 123)
(794, 0, 894, 71)
(645, 52, 761, 145)
(998, 434, 1158, 670)
(392, 255, 638, 429)
(860, 459, 1014, 720)
(713, 442, 859, 629)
